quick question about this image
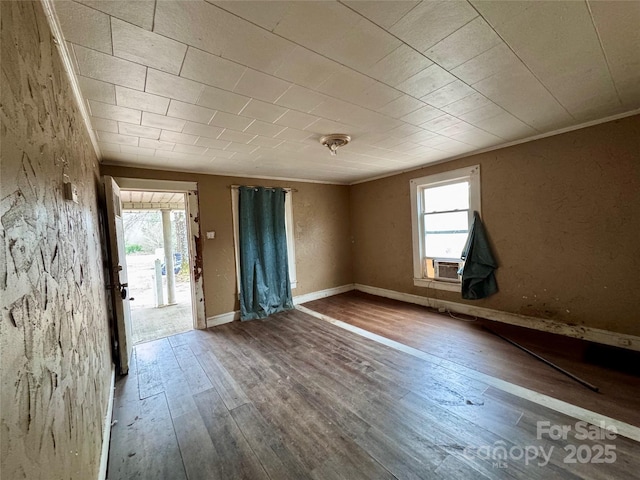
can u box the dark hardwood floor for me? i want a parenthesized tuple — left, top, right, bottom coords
(108, 303, 639, 479)
(303, 291, 640, 429)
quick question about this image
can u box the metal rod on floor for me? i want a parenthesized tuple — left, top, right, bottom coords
(483, 326, 600, 392)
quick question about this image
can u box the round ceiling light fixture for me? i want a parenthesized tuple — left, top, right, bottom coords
(320, 134, 351, 156)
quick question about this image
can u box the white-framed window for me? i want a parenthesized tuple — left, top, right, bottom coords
(410, 165, 481, 291)
(231, 188, 297, 294)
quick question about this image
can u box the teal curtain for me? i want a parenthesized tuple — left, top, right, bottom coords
(238, 186, 293, 320)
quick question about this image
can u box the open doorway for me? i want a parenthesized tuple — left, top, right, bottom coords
(121, 190, 193, 344)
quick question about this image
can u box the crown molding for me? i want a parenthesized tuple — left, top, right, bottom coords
(351, 109, 640, 185)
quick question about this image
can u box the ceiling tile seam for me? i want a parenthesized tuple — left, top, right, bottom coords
(361, 0, 423, 32)
(467, 0, 576, 123)
(213, 128, 228, 143)
(442, 114, 508, 141)
(98, 39, 453, 144)
(333, 1, 529, 134)
(68, 41, 148, 93)
(332, 3, 481, 93)
(141, 69, 149, 121)
(301, 118, 324, 134)
(99, 7, 195, 54)
(175, 45, 394, 129)
(203, 110, 221, 130)
(192, 78, 206, 107)
(236, 99, 252, 117)
(151, 0, 158, 32)
(108, 15, 116, 58)
(272, 84, 295, 109)
(333, 3, 544, 134)
(202, 1, 484, 127)
(105, 5, 114, 55)
(584, 0, 624, 107)
(236, 99, 290, 128)
(108, 17, 192, 75)
(423, 89, 476, 111)
(127, 67, 201, 107)
(161, 95, 170, 117)
(438, 96, 529, 142)
(241, 119, 259, 135)
(421, 14, 480, 65)
(230, 65, 249, 93)
(271, 109, 290, 125)
(367, 57, 533, 143)
(175, 43, 190, 82)
(62, 0, 115, 54)
(411, 107, 510, 142)
(424, 140, 475, 153)
(71, 3, 555, 178)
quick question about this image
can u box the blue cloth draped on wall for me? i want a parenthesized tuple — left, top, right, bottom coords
(460, 211, 498, 300)
(238, 186, 293, 320)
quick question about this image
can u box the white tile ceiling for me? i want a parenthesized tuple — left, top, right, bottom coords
(120, 190, 185, 208)
(54, 0, 640, 184)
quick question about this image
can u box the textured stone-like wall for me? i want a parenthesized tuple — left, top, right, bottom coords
(1, 2, 112, 479)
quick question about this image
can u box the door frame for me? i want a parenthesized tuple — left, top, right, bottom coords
(113, 177, 206, 330)
(104, 176, 134, 374)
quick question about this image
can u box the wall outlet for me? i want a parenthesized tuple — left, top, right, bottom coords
(206, 231, 216, 239)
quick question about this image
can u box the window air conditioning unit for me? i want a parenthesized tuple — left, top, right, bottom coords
(434, 260, 463, 283)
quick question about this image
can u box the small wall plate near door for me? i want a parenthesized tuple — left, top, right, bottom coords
(63, 178, 79, 203)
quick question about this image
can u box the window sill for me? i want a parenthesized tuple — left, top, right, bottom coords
(413, 278, 461, 292)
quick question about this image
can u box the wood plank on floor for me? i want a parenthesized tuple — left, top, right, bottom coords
(193, 388, 270, 480)
(434, 455, 492, 480)
(172, 408, 224, 480)
(150, 338, 197, 419)
(109, 306, 640, 480)
(113, 348, 139, 408)
(229, 402, 309, 480)
(172, 343, 214, 394)
(108, 393, 186, 480)
(303, 291, 640, 428)
(135, 341, 164, 400)
(196, 349, 250, 410)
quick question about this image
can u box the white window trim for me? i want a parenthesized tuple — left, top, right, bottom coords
(410, 165, 481, 291)
(231, 188, 297, 298)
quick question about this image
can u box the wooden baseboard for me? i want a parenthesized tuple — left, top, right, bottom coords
(206, 310, 240, 327)
(354, 284, 640, 352)
(98, 365, 115, 480)
(205, 283, 639, 350)
(293, 284, 355, 305)
(205, 284, 356, 328)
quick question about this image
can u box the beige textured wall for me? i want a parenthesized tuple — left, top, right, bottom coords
(1, 2, 112, 479)
(100, 165, 353, 317)
(351, 115, 640, 336)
